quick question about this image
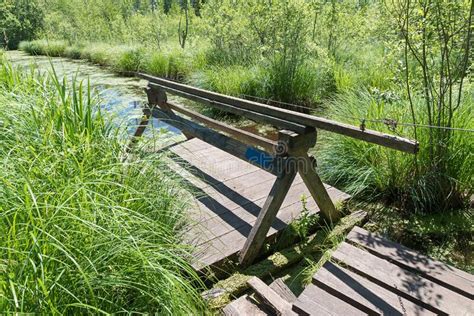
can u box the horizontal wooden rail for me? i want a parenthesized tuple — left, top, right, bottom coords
(139, 73, 419, 154)
(166, 100, 277, 153)
(152, 107, 280, 175)
(148, 82, 309, 134)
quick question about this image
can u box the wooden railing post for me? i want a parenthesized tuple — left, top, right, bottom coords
(146, 84, 194, 140)
(239, 157, 297, 267)
(278, 129, 340, 222)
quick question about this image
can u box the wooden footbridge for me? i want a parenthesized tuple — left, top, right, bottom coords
(129, 73, 419, 269)
(224, 226, 473, 315)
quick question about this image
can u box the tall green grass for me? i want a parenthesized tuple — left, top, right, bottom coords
(0, 59, 207, 313)
(318, 90, 473, 212)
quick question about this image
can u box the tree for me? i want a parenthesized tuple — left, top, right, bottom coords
(178, 0, 189, 48)
(0, 0, 43, 49)
(392, 0, 473, 211)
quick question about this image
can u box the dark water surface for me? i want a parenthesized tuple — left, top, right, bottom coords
(5, 51, 181, 138)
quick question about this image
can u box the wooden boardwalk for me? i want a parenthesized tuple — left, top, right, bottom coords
(225, 226, 474, 315)
(166, 138, 350, 270)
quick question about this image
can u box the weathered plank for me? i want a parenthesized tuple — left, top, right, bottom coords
(192, 187, 348, 268)
(294, 282, 366, 316)
(331, 242, 473, 315)
(187, 182, 340, 246)
(239, 162, 298, 266)
(313, 261, 436, 315)
(166, 100, 277, 153)
(148, 82, 309, 134)
(292, 292, 334, 316)
(222, 294, 268, 316)
(347, 226, 474, 299)
(269, 279, 297, 303)
(247, 277, 295, 315)
(296, 153, 339, 222)
(139, 74, 419, 153)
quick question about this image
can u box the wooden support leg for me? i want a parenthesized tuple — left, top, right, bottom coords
(125, 108, 151, 153)
(239, 161, 297, 266)
(297, 153, 340, 222)
(147, 85, 194, 140)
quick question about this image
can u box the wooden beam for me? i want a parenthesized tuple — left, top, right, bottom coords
(147, 83, 309, 134)
(125, 108, 151, 153)
(165, 100, 277, 153)
(152, 108, 279, 175)
(146, 85, 194, 140)
(139, 74, 418, 154)
(246, 277, 295, 315)
(277, 129, 339, 222)
(297, 153, 340, 222)
(239, 160, 297, 266)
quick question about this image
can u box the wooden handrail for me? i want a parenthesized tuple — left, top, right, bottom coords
(138, 73, 419, 154)
(166, 101, 277, 153)
(147, 82, 309, 134)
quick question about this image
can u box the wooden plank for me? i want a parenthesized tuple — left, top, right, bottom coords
(139, 74, 419, 154)
(168, 149, 260, 185)
(331, 242, 473, 315)
(223, 294, 268, 316)
(166, 100, 277, 153)
(191, 186, 349, 269)
(239, 163, 297, 266)
(247, 277, 295, 315)
(187, 181, 338, 246)
(269, 279, 297, 303)
(147, 82, 309, 134)
(347, 226, 474, 299)
(292, 292, 334, 316)
(152, 108, 280, 175)
(296, 153, 340, 222)
(294, 283, 366, 316)
(313, 261, 436, 315)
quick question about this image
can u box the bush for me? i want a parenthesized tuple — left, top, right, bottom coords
(145, 51, 170, 77)
(0, 60, 208, 314)
(80, 43, 116, 66)
(116, 46, 145, 72)
(19, 39, 67, 56)
(0, 0, 44, 49)
(63, 44, 84, 59)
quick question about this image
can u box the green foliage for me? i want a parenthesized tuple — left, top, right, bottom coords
(0, 60, 208, 314)
(19, 39, 67, 57)
(16, 0, 474, 216)
(318, 89, 473, 212)
(116, 46, 146, 72)
(0, 0, 44, 49)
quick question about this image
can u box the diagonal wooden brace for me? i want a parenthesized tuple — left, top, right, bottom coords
(239, 157, 297, 266)
(297, 152, 339, 223)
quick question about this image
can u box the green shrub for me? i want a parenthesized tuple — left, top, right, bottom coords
(190, 65, 260, 96)
(19, 40, 67, 57)
(116, 46, 145, 72)
(63, 44, 84, 59)
(80, 43, 115, 66)
(0, 60, 208, 314)
(145, 51, 169, 77)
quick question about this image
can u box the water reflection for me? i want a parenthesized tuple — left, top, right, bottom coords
(5, 50, 181, 138)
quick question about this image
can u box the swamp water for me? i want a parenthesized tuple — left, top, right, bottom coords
(5, 50, 182, 143)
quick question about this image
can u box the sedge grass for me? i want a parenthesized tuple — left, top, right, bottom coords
(317, 89, 473, 213)
(0, 58, 207, 314)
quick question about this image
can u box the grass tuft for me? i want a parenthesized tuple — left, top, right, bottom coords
(0, 59, 207, 314)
